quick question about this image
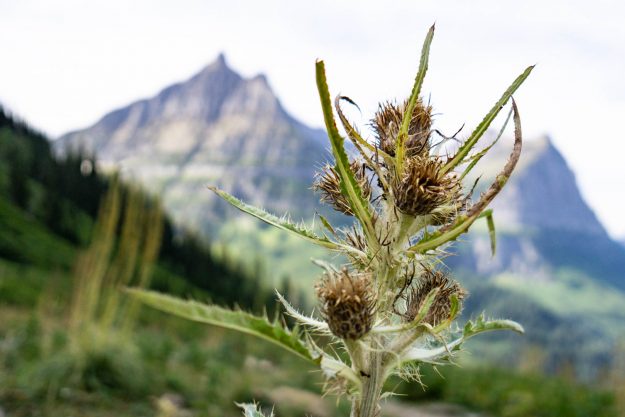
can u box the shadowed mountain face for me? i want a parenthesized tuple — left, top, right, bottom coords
(57, 54, 329, 232)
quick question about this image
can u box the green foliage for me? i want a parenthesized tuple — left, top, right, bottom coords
(0, 259, 70, 306)
(396, 366, 616, 417)
(463, 313, 525, 338)
(24, 340, 150, 399)
(0, 305, 618, 417)
(315, 60, 378, 252)
(126, 289, 316, 363)
(0, 198, 75, 269)
(395, 23, 434, 173)
(208, 186, 358, 256)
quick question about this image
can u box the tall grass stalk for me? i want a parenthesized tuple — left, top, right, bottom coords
(68, 176, 163, 352)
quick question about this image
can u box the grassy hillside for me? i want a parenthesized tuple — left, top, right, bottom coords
(0, 105, 279, 309)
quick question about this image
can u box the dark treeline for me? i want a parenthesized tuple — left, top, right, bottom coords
(0, 105, 278, 311)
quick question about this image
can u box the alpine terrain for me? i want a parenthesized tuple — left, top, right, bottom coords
(56, 55, 625, 375)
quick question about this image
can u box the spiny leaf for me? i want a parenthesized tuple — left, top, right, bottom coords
(413, 287, 440, 324)
(442, 65, 534, 174)
(208, 186, 364, 259)
(318, 213, 337, 237)
(312, 258, 339, 274)
(320, 356, 362, 388)
(276, 291, 329, 332)
(401, 315, 523, 364)
(463, 313, 524, 337)
(459, 106, 513, 181)
(406, 214, 472, 254)
(432, 293, 461, 333)
(400, 337, 464, 365)
(316, 61, 379, 253)
(237, 403, 275, 417)
(396, 23, 435, 173)
(126, 288, 318, 363)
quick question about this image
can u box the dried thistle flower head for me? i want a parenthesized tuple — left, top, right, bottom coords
(405, 269, 466, 326)
(315, 268, 375, 340)
(313, 160, 372, 215)
(373, 99, 433, 158)
(392, 156, 461, 216)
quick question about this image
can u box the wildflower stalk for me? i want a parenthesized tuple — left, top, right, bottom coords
(128, 23, 533, 417)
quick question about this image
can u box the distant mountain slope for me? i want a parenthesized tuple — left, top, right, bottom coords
(0, 104, 272, 309)
(57, 54, 329, 233)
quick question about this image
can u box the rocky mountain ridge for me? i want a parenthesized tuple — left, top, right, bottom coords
(57, 54, 329, 231)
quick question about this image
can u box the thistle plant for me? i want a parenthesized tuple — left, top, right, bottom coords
(129, 24, 533, 417)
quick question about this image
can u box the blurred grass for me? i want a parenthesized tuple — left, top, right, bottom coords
(0, 304, 619, 417)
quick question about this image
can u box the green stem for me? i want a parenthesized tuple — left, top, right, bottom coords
(353, 350, 384, 417)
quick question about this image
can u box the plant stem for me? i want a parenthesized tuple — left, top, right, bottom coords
(353, 350, 384, 417)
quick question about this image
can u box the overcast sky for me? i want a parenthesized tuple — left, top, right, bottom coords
(1, 0, 624, 238)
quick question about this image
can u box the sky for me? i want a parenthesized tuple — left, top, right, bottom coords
(1, 0, 624, 238)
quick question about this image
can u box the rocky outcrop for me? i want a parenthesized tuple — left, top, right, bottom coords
(57, 54, 329, 231)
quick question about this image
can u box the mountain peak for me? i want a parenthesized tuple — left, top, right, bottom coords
(191, 52, 239, 84)
(251, 73, 269, 85)
(199, 52, 231, 74)
(56, 52, 328, 224)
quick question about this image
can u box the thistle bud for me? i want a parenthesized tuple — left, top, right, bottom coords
(372, 99, 432, 158)
(315, 268, 375, 340)
(405, 269, 466, 326)
(392, 157, 461, 217)
(313, 160, 372, 216)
